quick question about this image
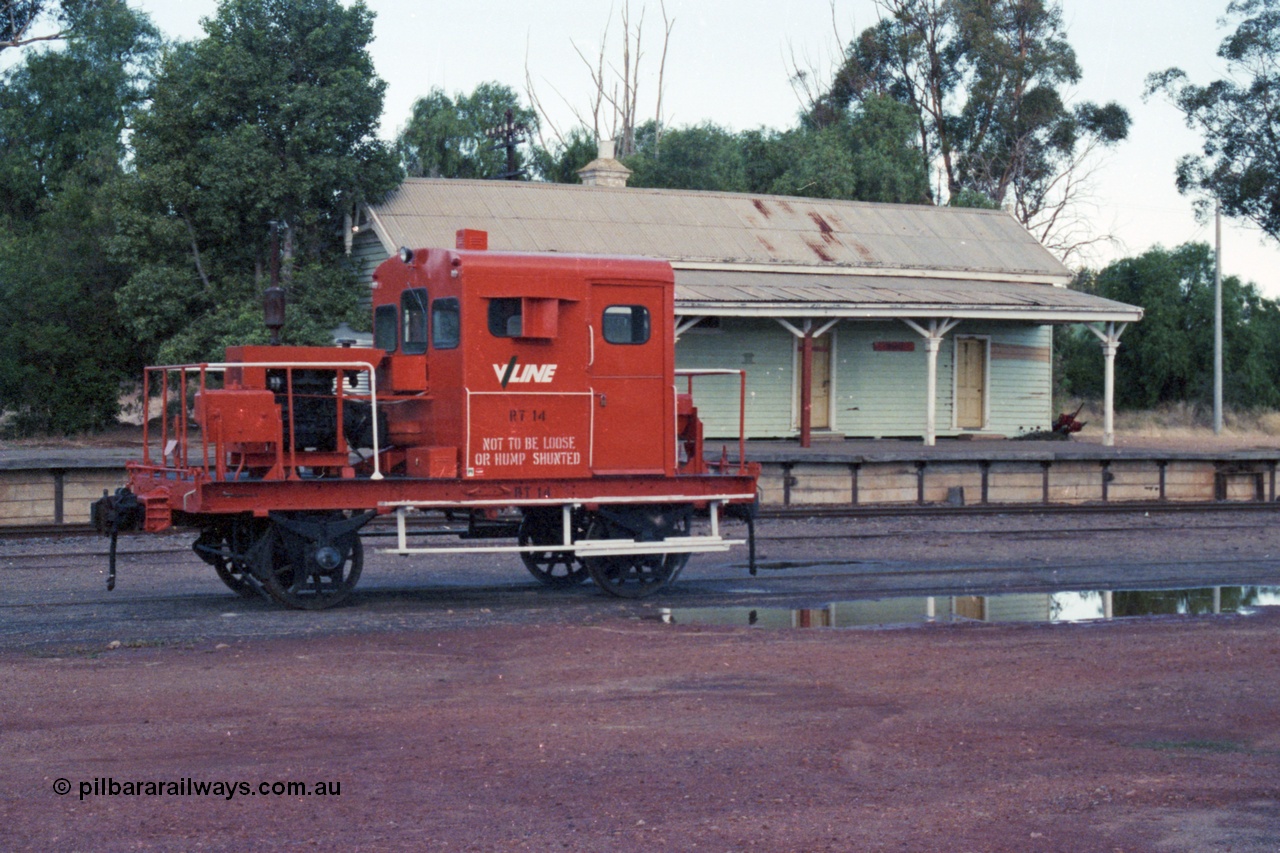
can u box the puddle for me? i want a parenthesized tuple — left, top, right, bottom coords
(661, 586, 1280, 630)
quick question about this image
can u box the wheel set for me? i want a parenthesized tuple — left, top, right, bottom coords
(195, 505, 699, 609)
(519, 505, 693, 599)
(194, 513, 366, 610)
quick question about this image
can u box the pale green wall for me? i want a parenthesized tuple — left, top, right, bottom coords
(351, 231, 390, 295)
(675, 318, 796, 438)
(677, 318, 1054, 439)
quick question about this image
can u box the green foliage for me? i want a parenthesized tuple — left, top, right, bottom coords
(0, 0, 80, 53)
(528, 126, 597, 183)
(822, 0, 1129, 227)
(0, 0, 157, 435)
(396, 82, 537, 179)
(948, 189, 1000, 209)
(607, 96, 929, 204)
(117, 0, 401, 365)
(1147, 0, 1280, 240)
(1058, 243, 1280, 410)
(625, 121, 750, 192)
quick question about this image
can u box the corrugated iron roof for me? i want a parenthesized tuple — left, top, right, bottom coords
(674, 269, 1141, 322)
(368, 179, 1072, 282)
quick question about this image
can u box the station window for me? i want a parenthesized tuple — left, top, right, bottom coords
(432, 297, 460, 349)
(402, 288, 428, 354)
(602, 305, 650, 344)
(374, 304, 397, 351)
(488, 298, 522, 337)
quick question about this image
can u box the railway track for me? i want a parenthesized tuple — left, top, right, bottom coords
(759, 498, 1280, 519)
(3, 499, 1278, 544)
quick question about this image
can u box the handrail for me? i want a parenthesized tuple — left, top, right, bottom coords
(141, 359, 384, 481)
(674, 368, 749, 475)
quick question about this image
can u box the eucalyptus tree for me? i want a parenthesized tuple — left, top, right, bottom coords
(117, 0, 400, 365)
(396, 83, 538, 179)
(817, 0, 1129, 259)
(1061, 244, 1280, 410)
(1147, 0, 1280, 240)
(0, 0, 157, 434)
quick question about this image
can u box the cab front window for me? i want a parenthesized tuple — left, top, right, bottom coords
(402, 288, 429, 354)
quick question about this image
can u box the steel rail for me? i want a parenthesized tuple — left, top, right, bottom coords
(759, 499, 1280, 520)
(4, 499, 1279, 541)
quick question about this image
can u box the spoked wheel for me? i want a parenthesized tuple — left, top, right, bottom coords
(253, 513, 367, 610)
(518, 508, 590, 588)
(582, 506, 692, 599)
(192, 520, 267, 599)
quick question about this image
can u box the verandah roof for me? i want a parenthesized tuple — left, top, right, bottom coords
(673, 269, 1141, 323)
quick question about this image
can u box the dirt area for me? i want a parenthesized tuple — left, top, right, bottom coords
(3, 603, 1279, 851)
(4, 421, 1280, 850)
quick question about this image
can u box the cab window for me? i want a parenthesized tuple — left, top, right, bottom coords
(374, 304, 397, 351)
(602, 305, 650, 344)
(488, 298, 522, 337)
(432, 297, 459, 349)
(402, 288, 428, 354)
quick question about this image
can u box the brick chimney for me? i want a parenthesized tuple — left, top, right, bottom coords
(576, 139, 631, 188)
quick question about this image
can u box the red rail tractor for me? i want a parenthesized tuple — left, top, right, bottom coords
(92, 230, 760, 608)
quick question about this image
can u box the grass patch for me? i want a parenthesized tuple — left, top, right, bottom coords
(1062, 400, 1280, 447)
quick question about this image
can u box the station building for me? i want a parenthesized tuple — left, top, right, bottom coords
(348, 154, 1141, 446)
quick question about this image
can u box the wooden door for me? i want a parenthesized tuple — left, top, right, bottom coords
(955, 337, 986, 429)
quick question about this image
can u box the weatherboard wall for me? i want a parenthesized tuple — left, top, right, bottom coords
(676, 318, 796, 438)
(677, 319, 1052, 439)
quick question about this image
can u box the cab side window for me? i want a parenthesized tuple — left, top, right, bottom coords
(432, 298, 459, 349)
(602, 305, 650, 344)
(402, 288, 429, 354)
(488, 298, 522, 337)
(374, 304, 397, 351)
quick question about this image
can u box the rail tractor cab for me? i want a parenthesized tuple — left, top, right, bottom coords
(93, 230, 760, 608)
(370, 229, 679, 481)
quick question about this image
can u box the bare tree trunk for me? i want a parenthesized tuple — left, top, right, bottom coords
(526, 1, 673, 155)
(181, 211, 212, 291)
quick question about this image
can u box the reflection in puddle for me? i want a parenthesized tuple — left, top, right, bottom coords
(662, 587, 1280, 630)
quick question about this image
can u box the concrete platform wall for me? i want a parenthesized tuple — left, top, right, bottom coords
(1, 468, 123, 525)
(2, 452, 1276, 528)
(768, 457, 1277, 508)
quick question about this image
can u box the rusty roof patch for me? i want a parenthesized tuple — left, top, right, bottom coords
(752, 198, 771, 217)
(809, 211, 834, 235)
(850, 239, 876, 263)
(805, 239, 835, 262)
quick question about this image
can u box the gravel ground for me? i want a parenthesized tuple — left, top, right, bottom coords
(2, 510, 1279, 851)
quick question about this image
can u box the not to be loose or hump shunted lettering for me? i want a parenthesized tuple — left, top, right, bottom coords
(474, 434, 580, 467)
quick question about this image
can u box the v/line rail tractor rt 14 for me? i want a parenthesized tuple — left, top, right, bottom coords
(91, 230, 761, 608)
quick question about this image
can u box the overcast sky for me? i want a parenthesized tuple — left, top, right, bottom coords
(130, 0, 1280, 296)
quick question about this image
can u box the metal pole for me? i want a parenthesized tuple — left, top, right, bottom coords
(1214, 201, 1224, 435)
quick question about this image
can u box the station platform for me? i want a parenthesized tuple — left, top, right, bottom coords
(718, 435, 1280, 508)
(3, 435, 1279, 527)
